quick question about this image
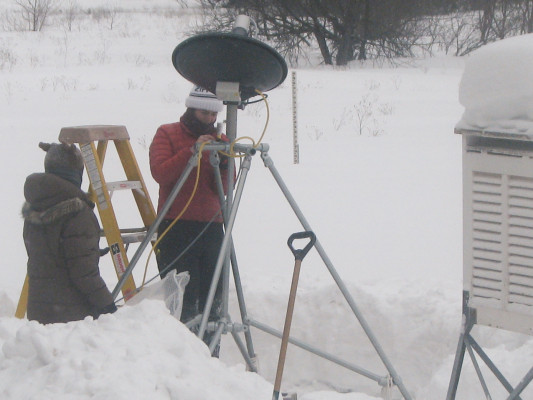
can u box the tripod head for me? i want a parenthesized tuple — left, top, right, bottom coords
(171, 15, 287, 102)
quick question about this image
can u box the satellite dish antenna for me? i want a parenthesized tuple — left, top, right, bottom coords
(171, 15, 287, 101)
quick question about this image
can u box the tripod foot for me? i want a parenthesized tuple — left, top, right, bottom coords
(246, 355, 260, 373)
(282, 392, 297, 400)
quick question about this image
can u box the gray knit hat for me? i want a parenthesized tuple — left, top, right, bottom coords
(185, 86, 224, 112)
(39, 142, 84, 187)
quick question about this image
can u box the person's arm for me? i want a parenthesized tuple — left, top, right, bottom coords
(61, 209, 115, 312)
(149, 125, 196, 186)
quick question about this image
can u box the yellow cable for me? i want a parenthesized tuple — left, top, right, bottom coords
(219, 88, 270, 157)
(252, 89, 269, 148)
(137, 90, 270, 292)
(140, 141, 210, 289)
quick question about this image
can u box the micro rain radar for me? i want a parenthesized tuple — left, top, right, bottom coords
(112, 16, 413, 400)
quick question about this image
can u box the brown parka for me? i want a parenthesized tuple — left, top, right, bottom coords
(22, 172, 115, 324)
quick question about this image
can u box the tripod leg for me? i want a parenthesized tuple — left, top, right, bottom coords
(211, 153, 258, 367)
(198, 155, 252, 339)
(112, 151, 199, 299)
(231, 328, 258, 371)
(211, 151, 233, 322)
(260, 151, 413, 400)
(230, 245, 258, 366)
(211, 152, 232, 327)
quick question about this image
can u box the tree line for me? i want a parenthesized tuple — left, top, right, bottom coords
(197, 0, 533, 65)
(8, 0, 533, 65)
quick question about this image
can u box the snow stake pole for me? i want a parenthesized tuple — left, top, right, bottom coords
(272, 231, 316, 400)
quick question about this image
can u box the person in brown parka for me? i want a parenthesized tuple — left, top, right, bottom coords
(22, 142, 117, 324)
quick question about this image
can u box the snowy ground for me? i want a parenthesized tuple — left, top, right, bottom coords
(1, 1, 533, 399)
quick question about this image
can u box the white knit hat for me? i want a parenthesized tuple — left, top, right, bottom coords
(185, 85, 224, 112)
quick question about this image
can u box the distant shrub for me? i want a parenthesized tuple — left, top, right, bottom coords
(14, 0, 55, 32)
(88, 7, 120, 30)
(0, 47, 17, 71)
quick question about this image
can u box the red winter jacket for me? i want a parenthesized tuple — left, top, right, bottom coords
(149, 122, 231, 223)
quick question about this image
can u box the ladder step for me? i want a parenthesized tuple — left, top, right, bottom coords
(100, 228, 157, 244)
(59, 125, 130, 143)
(122, 232, 157, 244)
(107, 180, 143, 191)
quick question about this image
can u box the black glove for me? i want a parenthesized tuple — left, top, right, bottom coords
(219, 153, 229, 170)
(99, 303, 117, 315)
(216, 136, 230, 170)
(99, 247, 110, 257)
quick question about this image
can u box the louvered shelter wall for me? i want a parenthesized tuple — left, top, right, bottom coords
(461, 129, 533, 336)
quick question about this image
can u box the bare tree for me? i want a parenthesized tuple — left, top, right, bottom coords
(491, 0, 514, 39)
(63, 0, 79, 32)
(478, 0, 497, 44)
(199, 0, 427, 66)
(515, 0, 533, 33)
(197, 0, 533, 63)
(522, 0, 533, 33)
(15, 0, 54, 31)
(461, 0, 530, 53)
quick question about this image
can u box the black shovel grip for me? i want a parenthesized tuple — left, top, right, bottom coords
(287, 231, 316, 261)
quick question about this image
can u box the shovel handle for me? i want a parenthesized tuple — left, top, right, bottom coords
(287, 231, 316, 261)
(273, 231, 316, 400)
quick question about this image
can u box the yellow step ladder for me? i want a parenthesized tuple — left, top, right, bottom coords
(16, 125, 156, 318)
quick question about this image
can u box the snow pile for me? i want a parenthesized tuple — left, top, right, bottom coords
(0, 300, 273, 400)
(457, 33, 533, 134)
(0, 279, 462, 400)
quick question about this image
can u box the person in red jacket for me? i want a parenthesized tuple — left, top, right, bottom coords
(149, 85, 230, 355)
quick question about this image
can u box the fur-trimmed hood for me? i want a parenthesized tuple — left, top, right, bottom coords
(22, 172, 94, 224)
(22, 198, 88, 225)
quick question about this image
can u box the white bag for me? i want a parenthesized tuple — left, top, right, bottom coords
(163, 270, 190, 320)
(127, 270, 190, 320)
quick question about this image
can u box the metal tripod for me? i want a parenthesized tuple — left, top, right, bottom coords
(112, 101, 413, 399)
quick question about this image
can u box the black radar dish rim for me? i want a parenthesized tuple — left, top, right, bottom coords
(172, 32, 288, 101)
